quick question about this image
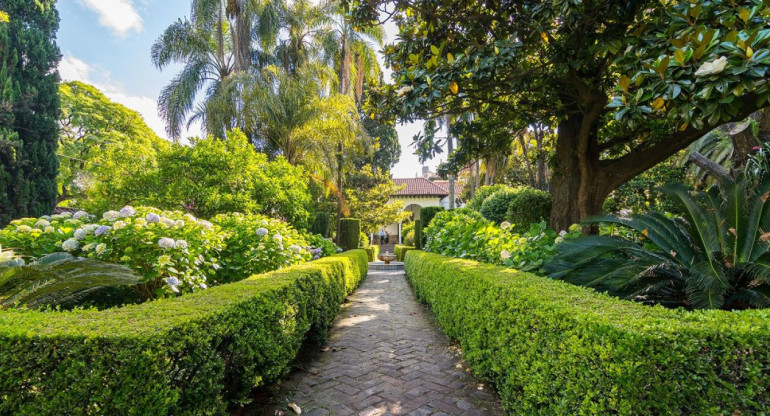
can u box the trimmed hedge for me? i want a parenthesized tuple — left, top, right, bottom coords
(338, 218, 361, 251)
(505, 187, 552, 233)
(419, 207, 444, 247)
(404, 251, 770, 415)
(395, 245, 415, 262)
(364, 244, 380, 262)
(480, 189, 518, 224)
(310, 212, 332, 237)
(0, 250, 368, 415)
(414, 220, 423, 250)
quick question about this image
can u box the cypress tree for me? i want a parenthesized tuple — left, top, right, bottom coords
(0, 0, 60, 225)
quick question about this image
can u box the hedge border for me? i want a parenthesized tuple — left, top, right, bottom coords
(364, 244, 380, 262)
(395, 245, 415, 262)
(0, 250, 368, 415)
(404, 250, 770, 415)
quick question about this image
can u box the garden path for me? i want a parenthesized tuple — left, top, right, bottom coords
(250, 267, 503, 416)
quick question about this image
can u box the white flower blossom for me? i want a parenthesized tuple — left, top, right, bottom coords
(161, 218, 176, 227)
(146, 213, 161, 223)
(102, 211, 121, 221)
(41, 215, 52, 220)
(165, 276, 180, 293)
(62, 238, 80, 252)
(44, 226, 55, 233)
(175, 220, 185, 228)
(95, 225, 112, 237)
(500, 221, 512, 230)
(85, 224, 99, 232)
(95, 243, 107, 254)
(82, 243, 96, 251)
(273, 234, 283, 244)
(619, 209, 633, 219)
(396, 85, 414, 97)
(559, 230, 568, 238)
(555, 237, 565, 245)
(16, 225, 32, 233)
(175, 239, 188, 249)
(260, 220, 268, 226)
(74, 229, 87, 240)
(501, 250, 511, 260)
(119, 206, 136, 217)
(200, 283, 208, 289)
(73, 210, 90, 220)
(694, 56, 728, 77)
(35, 219, 50, 228)
(158, 238, 176, 249)
(197, 220, 213, 229)
(113, 221, 126, 230)
(184, 214, 197, 222)
(256, 227, 269, 237)
(289, 245, 302, 253)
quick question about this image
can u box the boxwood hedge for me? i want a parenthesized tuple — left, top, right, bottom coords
(395, 245, 414, 262)
(404, 250, 770, 415)
(0, 250, 368, 415)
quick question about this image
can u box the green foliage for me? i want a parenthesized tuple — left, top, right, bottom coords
(345, 165, 410, 234)
(338, 218, 361, 251)
(210, 213, 312, 285)
(480, 189, 518, 224)
(404, 251, 770, 415)
(549, 176, 770, 310)
(311, 212, 332, 237)
(603, 161, 687, 215)
(0, 0, 60, 226)
(364, 244, 379, 262)
(413, 220, 422, 250)
(301, 233, 339, 258)
(0, 250, 368, 415)
(359, 232, 369, 249)
(357, 114, 401, 173)
(394, 245, 414, 262)
(418, 206, 444, 247)
(0, 253, 140, 310)
(57, 81, 169, 207)
(505, 187, 552, 233)
(466, 184, 511, 212)
(401, 221, 415, 245)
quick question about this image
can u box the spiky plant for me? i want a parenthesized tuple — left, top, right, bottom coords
(0, 253, 140, 310)
(547, 176, 770, 310)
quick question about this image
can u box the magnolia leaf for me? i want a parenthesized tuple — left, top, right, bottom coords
(0, 11, 8, 23)
(619, 75, 631, 93)
(739, 8, 751, 22)
(651, 97, 666, 111)
(540, 32, 549, 44)
(449, 81, 459, 95)
(674, 49, 686, 65)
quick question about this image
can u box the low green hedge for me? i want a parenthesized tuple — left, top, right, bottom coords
(395, 245, 414, 262)
(0, 250, 368, 415)
(364, 244, 380, 262)
(404, 251, 770, 415)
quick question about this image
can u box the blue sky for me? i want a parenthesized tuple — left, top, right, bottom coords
(56, 0, 441, 178)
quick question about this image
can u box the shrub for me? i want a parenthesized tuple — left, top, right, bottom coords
(211, 213, 312, 285)
(414, 220, 423, 250)
(395, 245, 414, 262)
(480, 189, 518, 224)
(0, 250, 368, 415)
(466, 184, 512, 211)
(339, 218, 361, 251)
(405, 251, 770, 415)
(401, 221, 415, 245)
(301, 233, 339, 258)
(364, 244, 380, 262)
(548, 177, 770, 310)
(359, 232, 370, 248)
(310, 212, 332, 237)
(418, 207, 444, 247)
(505, 187, 552, 232)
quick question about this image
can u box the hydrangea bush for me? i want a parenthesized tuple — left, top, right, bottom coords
(424, 209, 580, 274)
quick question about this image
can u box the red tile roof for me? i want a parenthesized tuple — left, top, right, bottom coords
(393, 178, 449, 197)
(433, 180, 464, 197)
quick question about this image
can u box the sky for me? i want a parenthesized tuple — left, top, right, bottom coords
(55, 0, 441, 179)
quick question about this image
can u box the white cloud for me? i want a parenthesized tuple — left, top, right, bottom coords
(77, 0, 143, 36)
(58, 54, 186, 141)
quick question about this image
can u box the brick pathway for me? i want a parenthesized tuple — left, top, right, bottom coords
(248, 269, 503, 416)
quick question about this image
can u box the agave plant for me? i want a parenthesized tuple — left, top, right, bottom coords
(546, 176, 770, 310)
(0, 253, 141, 310)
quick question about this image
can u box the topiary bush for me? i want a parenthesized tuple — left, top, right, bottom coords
(310, 212, 332, 237)
(0, 250, 369, 415)
(414, 220, 423, 250)
(338, 218, 361, 251)
(466, 184, 513, 212)
(395, 245, 415, 262)
(418, 207, 445, 247)
(405, 251, 770, 415)
(364, 244, 380, 262)
(480, 189, 518, 224)
(505, 187, 552, 233)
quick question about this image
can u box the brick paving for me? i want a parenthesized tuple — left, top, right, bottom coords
(249, 269, 503, 416)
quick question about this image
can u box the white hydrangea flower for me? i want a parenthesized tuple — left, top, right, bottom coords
(197, 220, 213, 229)
(256, 227, 269, 237)
(559, 230, 568, 238)
(16, 225, 32, 233)
(44, 226, 55, 233)
(200, 283, 208, 289)
(500, 221, 512, 230)
(273, 234, 283, 244)
(175, 239, 188, 249)
(146, 213, 161, 223)
(158, 238, 176, 249)
(119, 206, 136, 217)
(95, 225, 111, 237)
(95, 243, 107, 254)
(396, 85, 414, 97)
(102, 211, 121, 221)
(82, 243, 96, 251)
(184, 214, 197, 222)
(555, 237, 565, 245)
(694, 56, 728, 77)
(134, 218, 147, 227)
(619, 209, 633, 219)
(73, 210, 90, 220)
(289, 245, 302, 253)
(161, 218, 176, 227)
(73, 229, 87, 240)
(260, 220, 269, 226)
(62, 238, 80, 252)
(35, 219, 50, 228)
(501, 250, 511, 260)
(165, 276, 180, 293)
(41, 215, 52, 220)
(59, 212, 72, 219)
(113, 221, 126, 230)
(175, 220, 185, 228)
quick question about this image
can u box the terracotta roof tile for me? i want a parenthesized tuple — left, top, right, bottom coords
(392, 178, 449, 197)
(433, 180, 464, 196)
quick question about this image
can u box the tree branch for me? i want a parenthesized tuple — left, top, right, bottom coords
(688, 151, 731, 182)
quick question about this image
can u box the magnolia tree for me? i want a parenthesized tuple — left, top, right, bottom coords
(351, 0, 770, 230)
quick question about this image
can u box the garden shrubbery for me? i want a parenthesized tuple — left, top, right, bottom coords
(405, 251, 770, 415)
(0, 250, 368, 415)
(477, 186, 552, 232)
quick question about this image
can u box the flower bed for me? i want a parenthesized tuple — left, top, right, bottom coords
(0, 250, 368, 415)
(404, 250, 770, 414)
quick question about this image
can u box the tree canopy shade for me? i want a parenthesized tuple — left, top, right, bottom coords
(350, 0, 770, 230)
(0, 0, 60, 226)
